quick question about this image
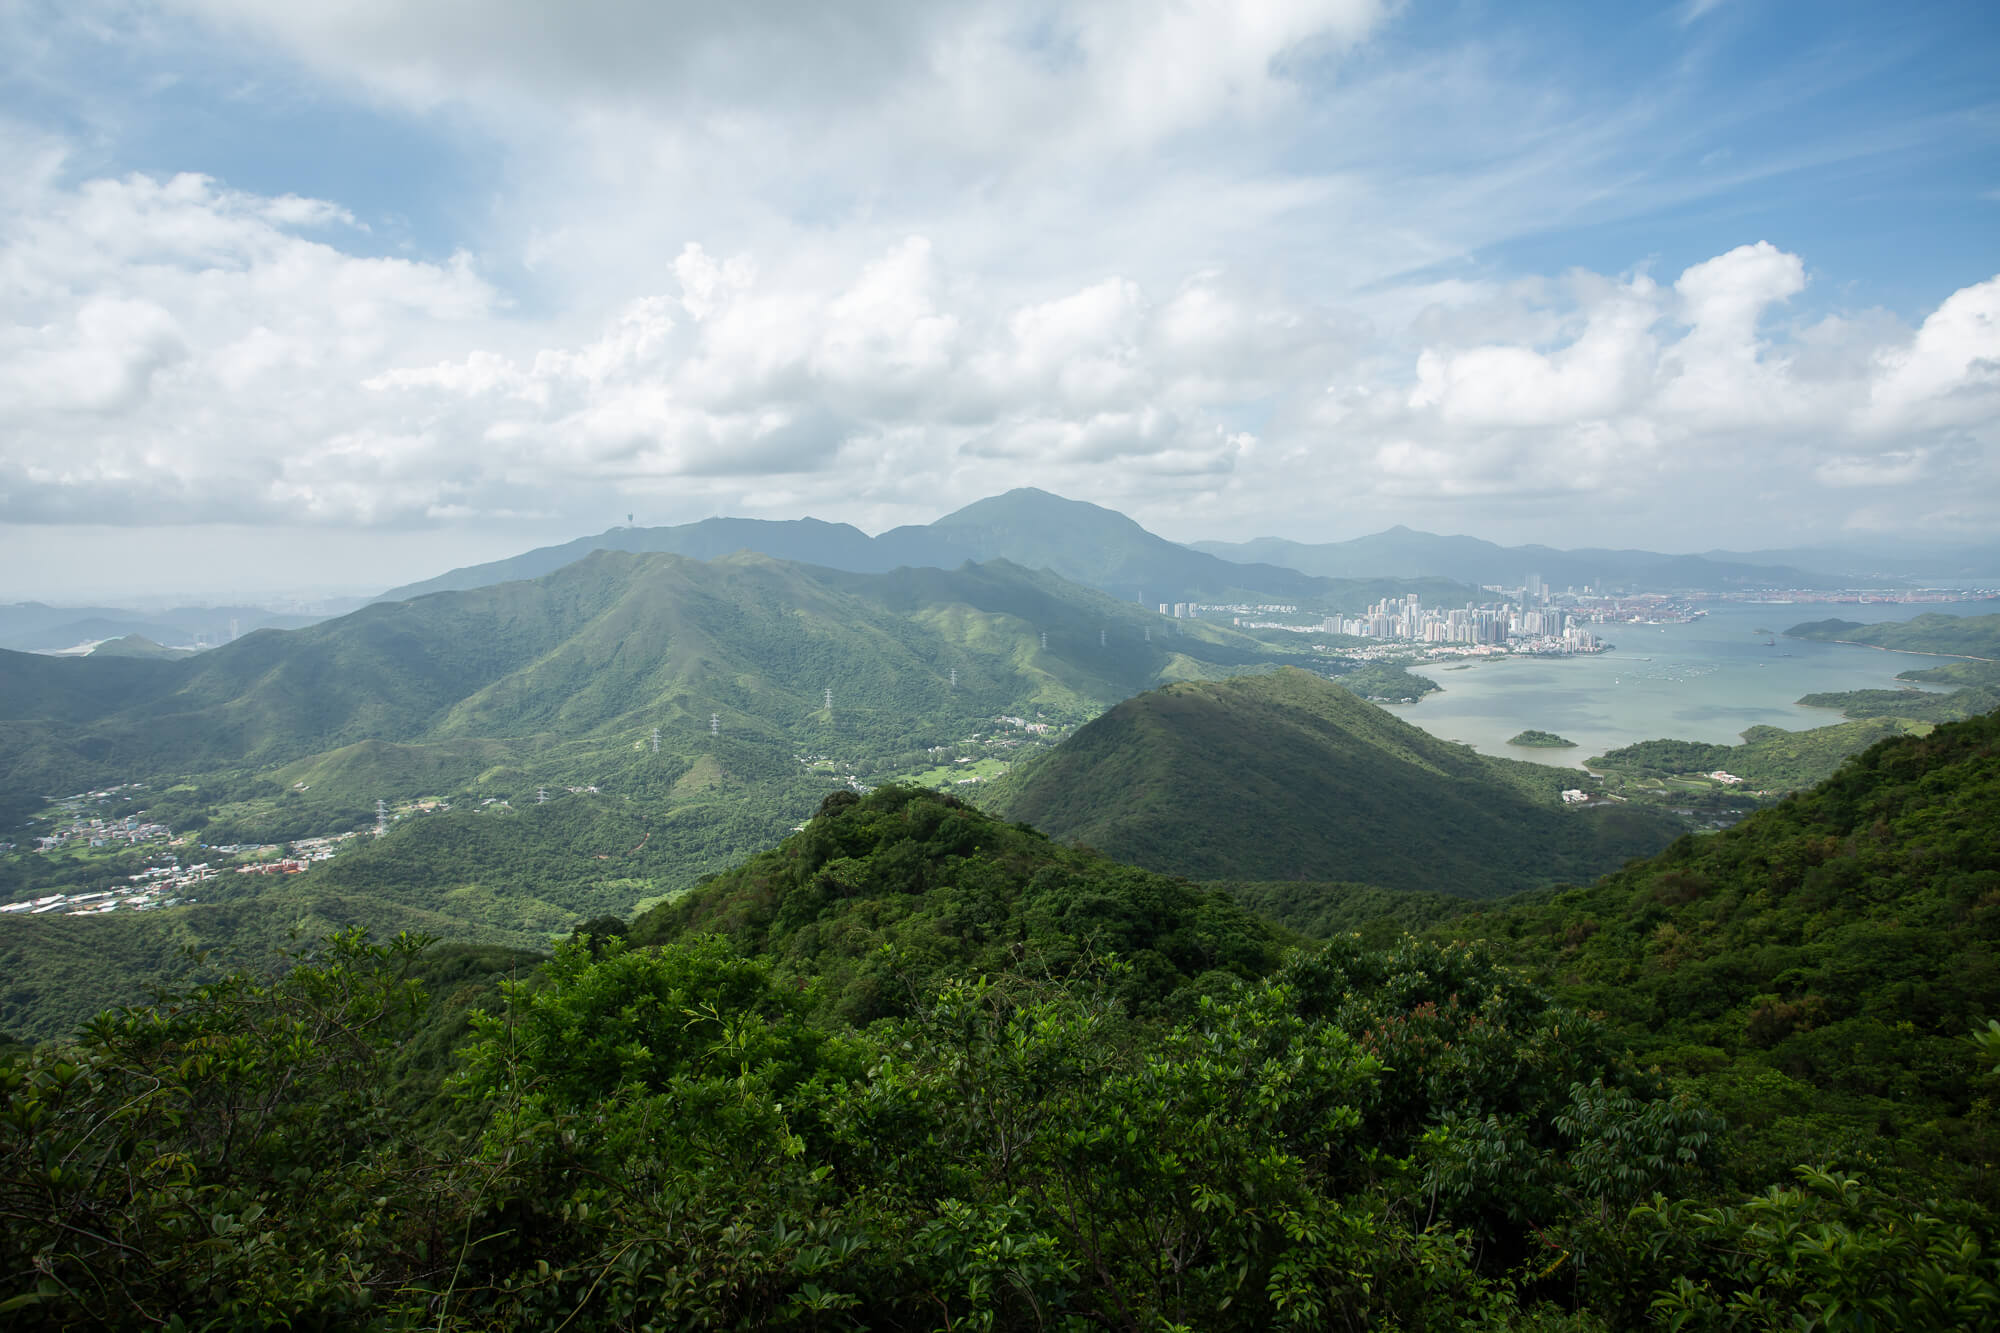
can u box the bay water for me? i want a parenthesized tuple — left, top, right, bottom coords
(1388, 600, 1995, 770)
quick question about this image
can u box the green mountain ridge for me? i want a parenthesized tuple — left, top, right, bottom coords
(0, 550, 1295, 803)
(992, 667, 1681, 894)
(0, 552, 1341, 1033)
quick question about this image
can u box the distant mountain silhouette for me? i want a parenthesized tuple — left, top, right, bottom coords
(1190, 526, 1846, 592)
(378, 489, 1476, 610)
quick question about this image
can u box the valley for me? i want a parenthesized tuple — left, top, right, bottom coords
(5, 503, 1997, 1042)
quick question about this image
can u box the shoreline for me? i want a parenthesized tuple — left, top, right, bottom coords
(1784, 635, 1996, 664)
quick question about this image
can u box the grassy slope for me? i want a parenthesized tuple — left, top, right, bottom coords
(992, 667, 1679, 895)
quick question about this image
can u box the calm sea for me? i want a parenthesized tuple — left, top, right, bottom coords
(1388, 600, 1996, 770)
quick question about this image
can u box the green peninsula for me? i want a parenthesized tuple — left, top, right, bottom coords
(1786, 610, 2000, 659)
(1789, 612, 2000, 725)
(1507, 728, 1575, 748)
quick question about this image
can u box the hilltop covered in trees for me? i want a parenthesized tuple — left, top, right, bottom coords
(6, 711, 2000, 1326)
(994, 669, 1679, 891)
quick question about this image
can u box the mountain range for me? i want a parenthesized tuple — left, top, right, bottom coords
(21, 490, 1988, 665)
(0, 550, 1306, 806)
(380, 488, 1478, 609)
(0, 546, 1687, 1036)
(1190, 528, 1846, 592)
(387, 490, 1974, 611)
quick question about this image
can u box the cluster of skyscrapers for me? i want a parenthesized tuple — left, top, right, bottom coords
(1320, 593, 1601, 652)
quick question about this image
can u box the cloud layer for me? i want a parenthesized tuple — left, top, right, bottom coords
(2, 0, 1996, 594)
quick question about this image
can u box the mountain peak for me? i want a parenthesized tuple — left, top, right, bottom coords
(932, 487, 1137, 529)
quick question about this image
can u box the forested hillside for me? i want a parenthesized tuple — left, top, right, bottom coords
(0, 548, 1302, 849)
(0, 551, 1292, 803)
(8, 740, 1999, 1328)
(1456, 709, 2000, 1202)
(994, 668, 1680, 894)
(628, 785, 1286, 1023)
(0, 552, 1330, 1036)
(1585, 716, 1927, 790)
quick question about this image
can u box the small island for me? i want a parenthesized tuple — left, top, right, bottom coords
(1508, 729, 1576, 748)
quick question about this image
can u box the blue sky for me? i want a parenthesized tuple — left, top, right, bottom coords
(1, 0, 1995, 599)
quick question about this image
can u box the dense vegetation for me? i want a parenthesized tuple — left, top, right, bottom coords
(1509, 729, 1576, 748)
(1585, 716, 1923, 789)
(1457, 709, 2000, 1203)
(5, 552, 1996, 1324)
(996, 669, 1680, 893)
(627, 785, 1286, 1025)
(0, 562, 1632, 1040)
(1797, 683, 2000, 723)
(0, 780, 840, 1040)
(7, 741, 1999, 1329)
(1210, 878, 1475, 945)
(0, 851, 556, 1042)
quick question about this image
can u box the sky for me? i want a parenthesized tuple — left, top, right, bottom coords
(1, 0, 1996, 602)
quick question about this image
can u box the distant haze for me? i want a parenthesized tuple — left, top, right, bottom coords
(7, 490, 1999, 608)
